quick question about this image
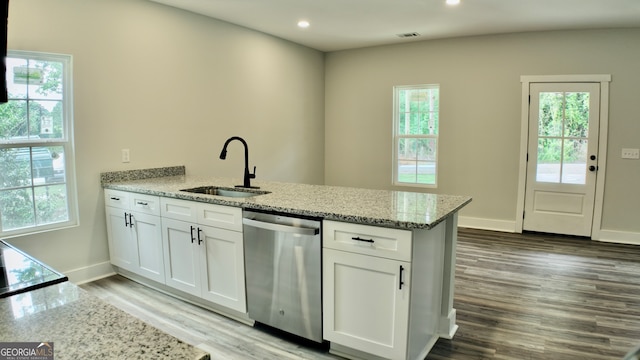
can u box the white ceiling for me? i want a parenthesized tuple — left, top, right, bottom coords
(149, 0, 640, 52)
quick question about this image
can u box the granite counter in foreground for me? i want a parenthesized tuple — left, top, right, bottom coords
(0, 282, 209, 360)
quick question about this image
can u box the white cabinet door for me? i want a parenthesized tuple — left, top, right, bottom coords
(199, 225, 247, 312)
(105, 190, 164, 282)
(161, 217, 201, 296)
(323, 248, 410, 360)
(130, 211, 164, 283)
(105, 206, 138, 272)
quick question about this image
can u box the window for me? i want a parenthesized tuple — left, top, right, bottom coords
(0, 51, 77, 237)
(393, 84, 439, 187)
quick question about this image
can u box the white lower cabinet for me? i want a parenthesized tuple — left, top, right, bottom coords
(323, 220, 445, 360)
(160, 197, 247, 313)
(129, 211, 165, 283)
(105, 190, 165, 283)
(323, 248, 411, 360)
(198, 225, 245, 310)
(161, 217, 202, 295)
(104, 189, 246, 314)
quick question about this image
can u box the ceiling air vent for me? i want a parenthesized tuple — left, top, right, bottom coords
(397, 32, 420, 38)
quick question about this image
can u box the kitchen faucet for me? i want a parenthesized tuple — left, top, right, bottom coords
(219, 136, 257, 188)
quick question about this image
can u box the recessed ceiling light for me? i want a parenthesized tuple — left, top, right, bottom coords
(297, 20, 310, 28)
(446, 0, 460, 5)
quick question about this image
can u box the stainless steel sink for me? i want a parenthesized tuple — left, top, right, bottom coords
(180, 186, 269, 198)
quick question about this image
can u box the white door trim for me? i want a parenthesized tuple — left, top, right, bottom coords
(515, 74, 611, 239)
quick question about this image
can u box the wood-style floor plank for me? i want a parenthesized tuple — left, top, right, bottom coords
(81, 228, 640, 359)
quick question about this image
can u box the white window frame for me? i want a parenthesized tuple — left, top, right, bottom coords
(392, 84, 439, 188)
(0, 50, 78, 237)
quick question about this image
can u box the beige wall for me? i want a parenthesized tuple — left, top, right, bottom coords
(325, 29, 640, 234)
(6, 0, 325, 280)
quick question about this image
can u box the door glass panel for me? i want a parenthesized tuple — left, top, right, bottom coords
(538, 92, 563, 137)
(564, 92, 590, 138)
(537, 138, 561, 183)
(536, 91, 590, 185)
(562, 139, 587, 184)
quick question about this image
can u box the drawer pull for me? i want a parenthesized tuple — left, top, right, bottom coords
(352, 236, 375, 244)
(136, 201, 149, 206)
(110, 197, 120, 201)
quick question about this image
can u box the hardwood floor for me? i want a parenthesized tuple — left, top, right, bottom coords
(81, 229, 640, 360)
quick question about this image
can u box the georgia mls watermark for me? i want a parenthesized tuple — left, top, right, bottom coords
(0, 342, 54, 360)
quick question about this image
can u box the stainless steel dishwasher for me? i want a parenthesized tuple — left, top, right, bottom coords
(243, 210, 322, 343)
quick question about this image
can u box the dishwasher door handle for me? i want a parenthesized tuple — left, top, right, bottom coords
(243, 218, 320, 236)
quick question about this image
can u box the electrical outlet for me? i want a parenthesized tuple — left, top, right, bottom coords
(621, 148, 640, 159)
(121, 149, 130, 163)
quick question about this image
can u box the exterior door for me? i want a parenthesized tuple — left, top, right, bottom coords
(523, 82, 600, 237)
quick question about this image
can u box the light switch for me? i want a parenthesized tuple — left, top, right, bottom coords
(122, 149, 130, 163)
(621, 148, 640, 159)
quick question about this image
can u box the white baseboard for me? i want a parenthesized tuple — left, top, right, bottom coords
(65, 261, 116, 285)
(458, 216, 516, 233)
(595, 229, 640, 245)
(458, 216, 640, 246)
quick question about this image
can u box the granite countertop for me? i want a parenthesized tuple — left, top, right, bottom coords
(101, 166, 472, 230)
(0, 281, 209, 360)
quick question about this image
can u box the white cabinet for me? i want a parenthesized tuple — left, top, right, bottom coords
(198, 224, 245, 310)
(105, 206, 138, 270)
(323, 220, 445, 360)
(324, 248, 411, 360)
(160, 197, 246, 313)
(161, 217, 201, 295)
(323, 221, 412, 359)
(104, 189, 164, 283)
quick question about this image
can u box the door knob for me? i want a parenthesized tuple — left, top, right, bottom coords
(589, 165, 598, 172)
(590, 155, 597, 160)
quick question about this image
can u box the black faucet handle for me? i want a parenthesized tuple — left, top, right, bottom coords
(250, 166, 256, 179)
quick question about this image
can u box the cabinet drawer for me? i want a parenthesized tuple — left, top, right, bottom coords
(323, 220, 412, 262)
(198, 203, 242, 232)
(160, 197, 198, 222)
(129, 193, 160, 216)
(105, 189, 130, 210)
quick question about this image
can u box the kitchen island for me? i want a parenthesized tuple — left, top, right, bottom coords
(101, 166, 471, 230)
(101, 166, 472, 360)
